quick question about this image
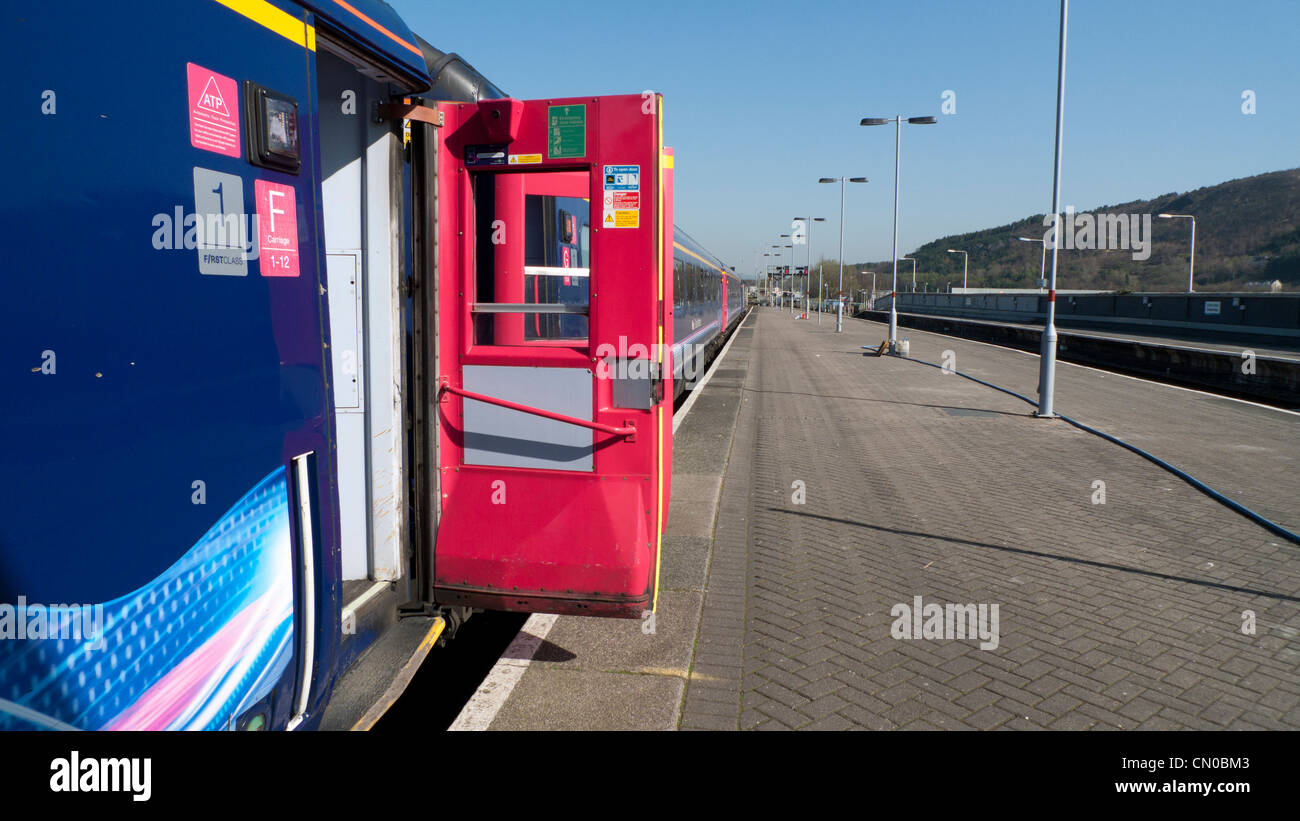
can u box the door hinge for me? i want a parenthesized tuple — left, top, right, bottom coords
(377, 100, 444, 127)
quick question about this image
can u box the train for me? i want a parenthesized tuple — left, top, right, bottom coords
(0, 0, 744, 731)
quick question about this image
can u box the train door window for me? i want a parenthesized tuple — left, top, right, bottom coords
(471, 171, 591, 346)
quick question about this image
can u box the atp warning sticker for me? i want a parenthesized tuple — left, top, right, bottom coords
(602, 164, 640, 228)
(187, 63, 241, 158)
(255, 180, 300, 277)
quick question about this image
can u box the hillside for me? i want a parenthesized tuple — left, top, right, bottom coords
(814, 168, 1300, 295)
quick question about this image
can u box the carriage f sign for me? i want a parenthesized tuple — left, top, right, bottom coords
(255, 179, 300, 277)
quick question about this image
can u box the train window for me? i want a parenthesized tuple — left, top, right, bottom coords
(243, 81, 300, 174)
(559, 209, 574, 244)
(472, 172, 591, 346)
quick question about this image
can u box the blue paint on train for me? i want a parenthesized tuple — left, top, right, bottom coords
(0, 0, 747, 731)
(671, 228, 743, 384)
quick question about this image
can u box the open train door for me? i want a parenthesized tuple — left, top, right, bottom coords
(431, 94, 671, 618)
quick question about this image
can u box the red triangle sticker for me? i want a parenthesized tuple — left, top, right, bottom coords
(196, 76, 230, 115)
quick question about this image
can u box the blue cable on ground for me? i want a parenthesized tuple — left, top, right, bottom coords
(896, 354, 1300, 547)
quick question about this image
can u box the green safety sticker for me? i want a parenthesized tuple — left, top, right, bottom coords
(547, 104, 586, 159)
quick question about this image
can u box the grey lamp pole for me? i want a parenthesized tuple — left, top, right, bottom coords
(947, 249, 968, 290)
(817, 176, 868, 332)
(901, 256, 917, 292)
(861, 115, 936, 352)
(762, 252, 773, 304)
(771, 244, 784, 308)
(1157, 213, 1196, 293)
(794, 217, 827, 323)
(1017, 236, 1047, 289)
(779, 236, 796, 315)
(1036, 0, 1069, 419)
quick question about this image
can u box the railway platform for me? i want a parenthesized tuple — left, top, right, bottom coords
(457, 307, 1300, 730)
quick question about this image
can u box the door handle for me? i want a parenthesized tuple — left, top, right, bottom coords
(438, 377, 635, 437)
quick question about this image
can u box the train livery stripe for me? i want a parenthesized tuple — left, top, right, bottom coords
(211, 0, 316, 50)
(331, 0, 424, 58)
(653, 95, 665, 614)
(673, 241, 727, 275)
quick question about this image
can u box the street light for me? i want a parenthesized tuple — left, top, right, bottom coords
(1157, 213, 1196, 293)
(1036, 0, 1069, 419)
(901, 256, 917, 292)
(794, 216, 827, 323)
(946, 249, 968, 291)
(762, 251, 777, 304)
(780, 234, 798, 315)
(861, 115, 937, 351)
(771, 244, 785, 308)
(1017, 236, 1047, 290)
(818, 176, 869, 332)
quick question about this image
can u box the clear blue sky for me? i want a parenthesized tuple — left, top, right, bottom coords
(391, 0, 1299, 278)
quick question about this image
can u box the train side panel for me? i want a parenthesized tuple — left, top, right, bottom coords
(0, 1, 347, 730)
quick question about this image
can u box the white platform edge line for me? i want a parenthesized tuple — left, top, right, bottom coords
(674, 311, 751, 434)
(447, 613, 558, 731)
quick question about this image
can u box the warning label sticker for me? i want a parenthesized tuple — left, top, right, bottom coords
(603, 165, 640, 190)
(508, 153, 542, 165)
(602, 164, 640, 229)
(255, 179, 300, 277)
(187, 63, 240, 158)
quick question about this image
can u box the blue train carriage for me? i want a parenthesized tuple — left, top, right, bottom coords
(524, 193, 591, 341)
(1, 0, 738, 732)
(0, 0, 492, 731)
(670, 229, 742, 396)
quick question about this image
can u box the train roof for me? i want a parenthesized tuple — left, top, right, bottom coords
(674, 226, 737, 278)
(302, 0, 430, 87)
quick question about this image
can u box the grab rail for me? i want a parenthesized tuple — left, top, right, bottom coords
(437, 378, 635, 437)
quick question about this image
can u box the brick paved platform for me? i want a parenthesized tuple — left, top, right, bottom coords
(678, 308, 1300, 730)
(475, 308, 1300, 730)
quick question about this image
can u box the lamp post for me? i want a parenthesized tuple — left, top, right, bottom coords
(817, 176, 869, 332)
(1157, 213, 1196, 293)
(762, 252, 776, 304)
(1017, 236, 1047, 290)
(901, 256, 917, 292)
(947, 249, 968, 290)
(1036, 0, 1069, 419)
(861, 115, 937, 352)
(794, 216, 827, 324)
(769, 245, 780, 309)
(779, 236, 796, 315)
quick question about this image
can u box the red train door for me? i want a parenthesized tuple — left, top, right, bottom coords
(432, 95, 671, 618)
